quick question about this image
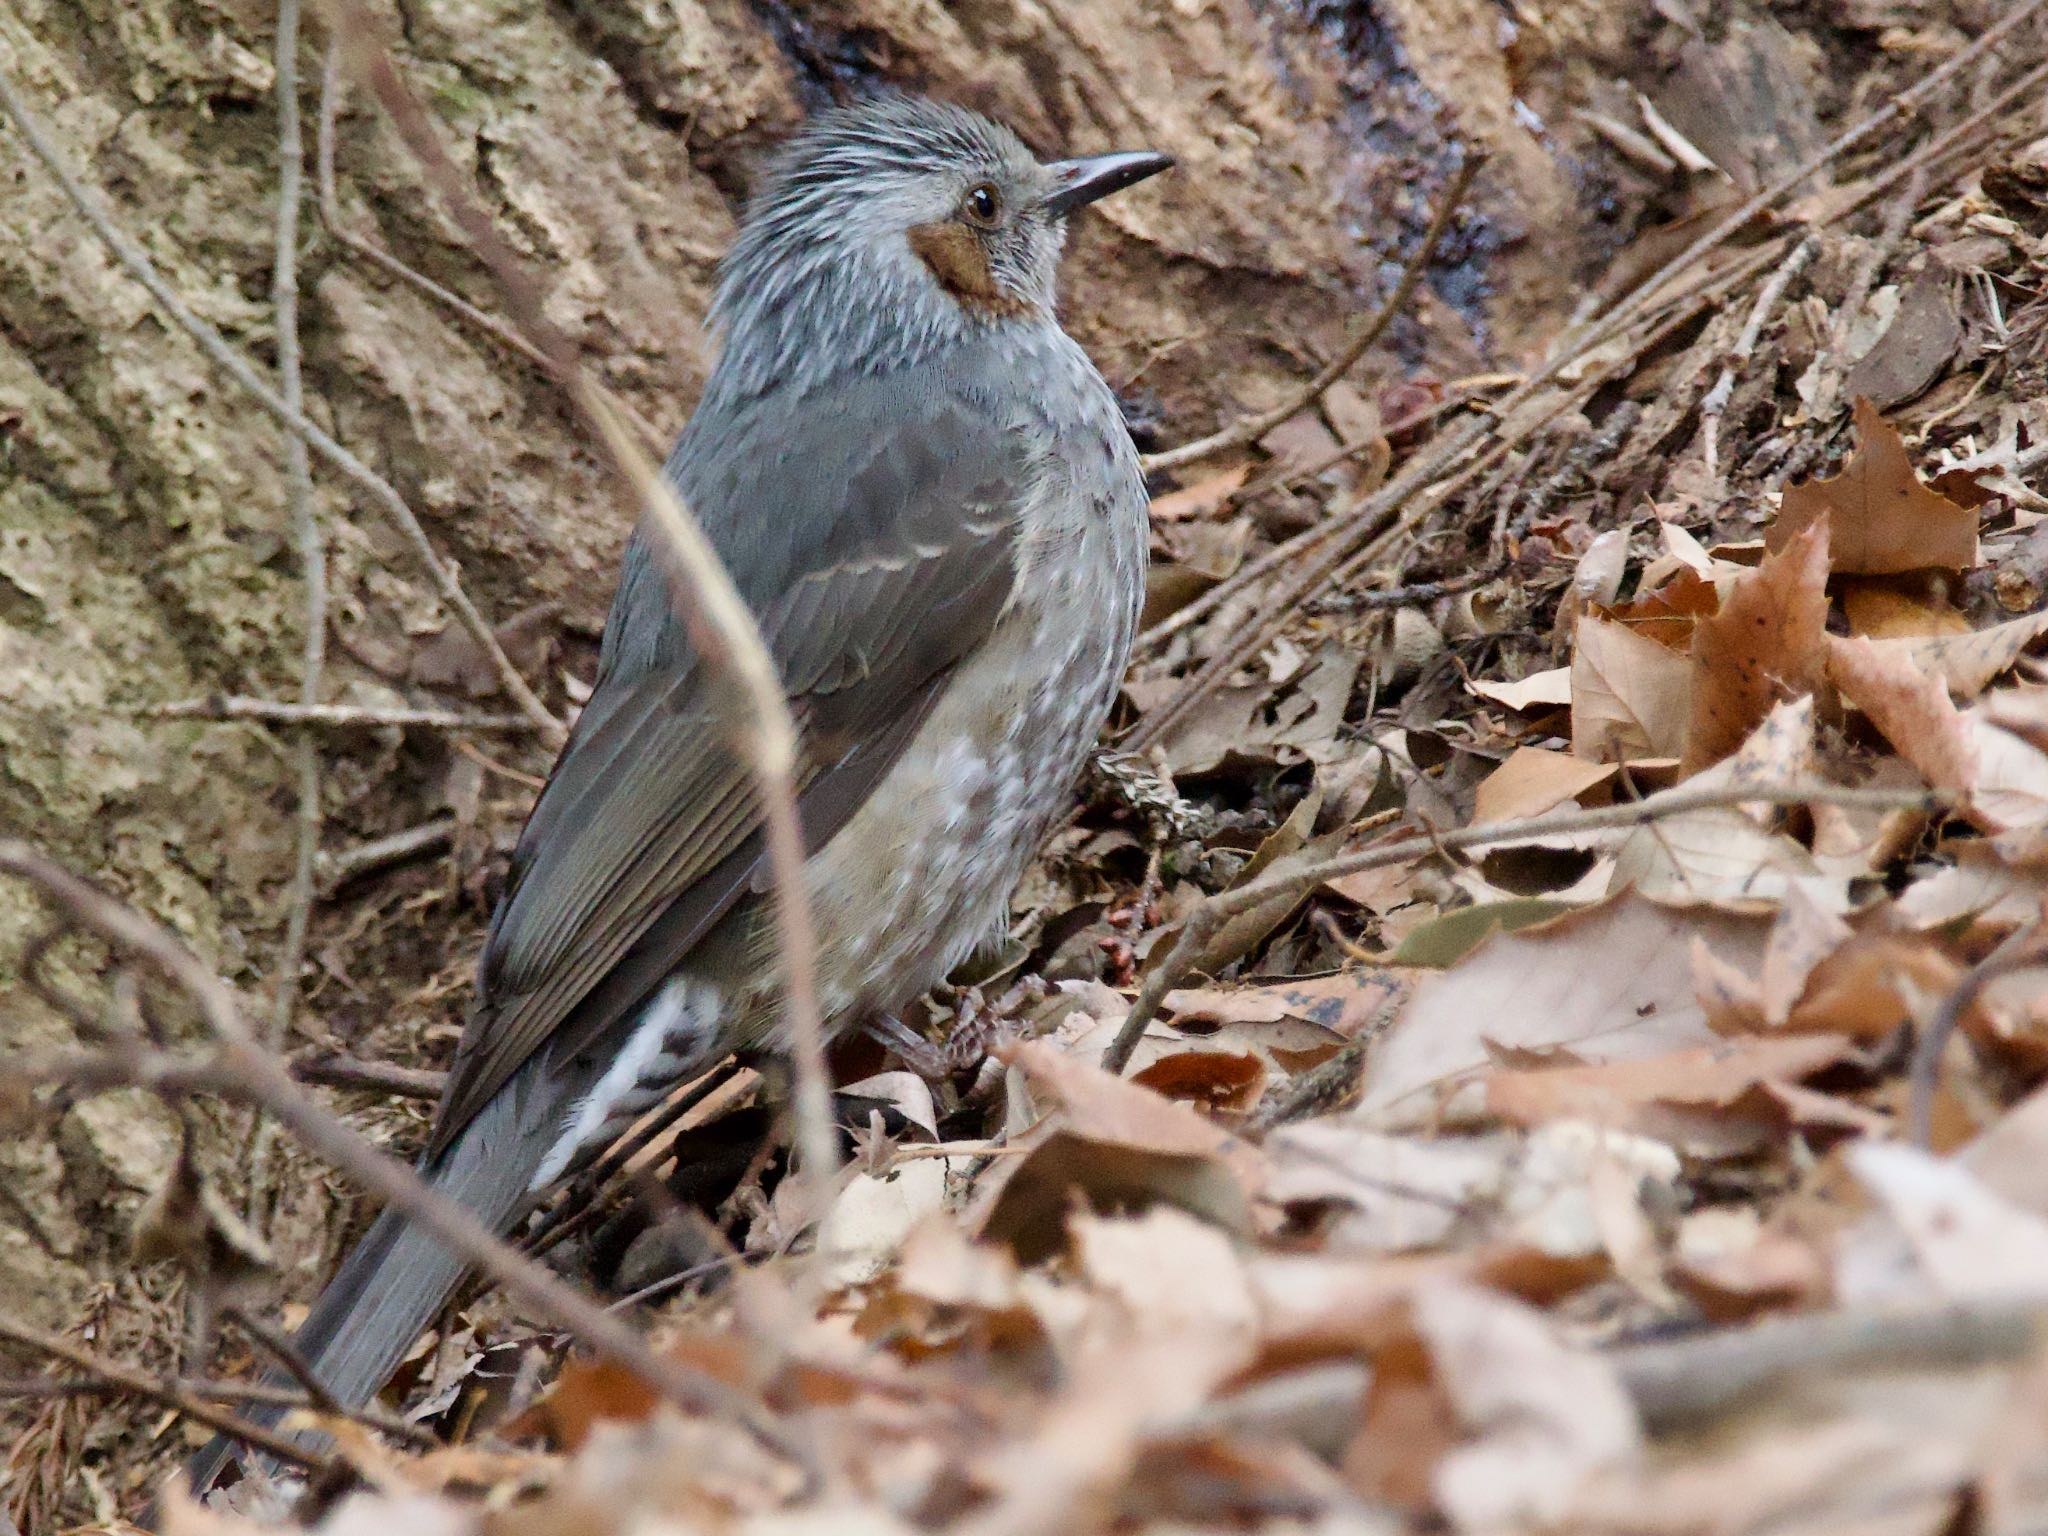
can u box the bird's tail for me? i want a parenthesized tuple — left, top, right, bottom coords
(184, 1054, 567, 1498)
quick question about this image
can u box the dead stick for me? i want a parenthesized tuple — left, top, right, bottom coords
(0, 1316, 326, 1472)
(1101, 782, 1952, 1074)
(1609, 1300, 2043, 1432)
(269, 0, 325, 1057)
(1142, 154, 1483, 475)
(289, 1051, 446, 1100)
(134, 697, 535, 731)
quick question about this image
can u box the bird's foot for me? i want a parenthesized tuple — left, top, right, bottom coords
(862, 1010, 952, 1081)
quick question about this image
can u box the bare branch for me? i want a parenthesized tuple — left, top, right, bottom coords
(289, 1051, 447, 1101)
(315, 817, 456, 889)
(133, 696, 536, 732)
(269, 0, 325, 1056)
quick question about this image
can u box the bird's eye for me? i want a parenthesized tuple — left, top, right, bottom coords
(962, 182, 1002, 227)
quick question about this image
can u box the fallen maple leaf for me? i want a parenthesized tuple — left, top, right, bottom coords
(1769, 396, 1978, 573)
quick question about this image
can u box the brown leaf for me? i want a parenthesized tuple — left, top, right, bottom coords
(1682, 519, 1829, 775)
(1483, 1035, 1856, 1134)
(1840, 271, 1962, 411)
(1149, 462, 1250, 521)
(1130, 1049, 1267, 1116)
(1470, 665, 1573, 711)
(1473, 747, 1618, 823)
(1571, 615, 1694, 762)
(1852, 609, 2048, 700)
(977, 1040, 1260, 1261)
(1358, 891, 1771, 1129)
(1770, 396, 1978, 574)
(1825, 634, 1974, 798)
(1164, 970, 1413, 1040)
(1838, 575, 1973, 639)
(1414, 1283, 1641, 1531)
(1596, 566, 1723, 651)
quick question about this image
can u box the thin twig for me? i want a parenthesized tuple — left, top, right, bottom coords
(1907, 919, 2048, 1147)
(270, 0, 324, 1057)
(1608, 1300, 2043, 1432)
(328, 6, 838, 1206)
(0, 1373, 432, 1445)
(1302, 560, 1507, 616)
(0, 1316, 327, 1473)
(134, 696, 536, 731)
(289, 1051, 446, 1100)
(0, 841, 810, 1473)
(1100, 781, 1952, 1074)
(0, 64, 564, 743)
(1700, 235, 1818, 479)
(1142, 154, 1483, 476)
(225, 1304, 335, 1416)
(315, 816, 455, 888)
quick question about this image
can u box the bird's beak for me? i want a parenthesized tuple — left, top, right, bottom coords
(1042, 150, 1174, 216)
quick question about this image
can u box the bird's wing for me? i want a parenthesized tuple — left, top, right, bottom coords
(427, 374, 1027, 1154)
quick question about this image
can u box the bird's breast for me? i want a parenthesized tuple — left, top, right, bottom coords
(780, 404, 1147, 1032)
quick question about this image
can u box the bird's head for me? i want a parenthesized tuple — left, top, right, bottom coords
(707, 96, 1171, 397)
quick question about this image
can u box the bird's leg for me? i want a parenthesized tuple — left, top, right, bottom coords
(862, 1009, 953, 1081)
(943, 975, 1049, 1073)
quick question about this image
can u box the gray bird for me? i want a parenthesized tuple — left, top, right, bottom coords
(192, 94, 1167, 1488)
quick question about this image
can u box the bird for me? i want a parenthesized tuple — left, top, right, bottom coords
(190, 94, 1169, 1492)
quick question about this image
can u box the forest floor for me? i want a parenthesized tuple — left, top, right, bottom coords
(9, 0, 2048, 1531)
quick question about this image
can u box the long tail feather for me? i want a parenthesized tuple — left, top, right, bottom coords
(184, 1055, 566, 1497)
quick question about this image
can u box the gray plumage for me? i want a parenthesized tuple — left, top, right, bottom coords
(191, 94, 1165, 1495)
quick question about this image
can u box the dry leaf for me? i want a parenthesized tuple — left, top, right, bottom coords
(1682, 520, 1829, 774)
(1770, 396, 1978, 574)
(1150, 462, 1250, 521)
(1572, 615, 1695, 762)
(1853, 608, 2048, 700)
(1473, 747, 1618, 823)
(1470, 666, 1574, 710)
(1357, 891, 1770, 1130)
(1840, 270, 1962, 411)
(1414, 1284, 1640, 1532)
(1838, 576, 1973, 638)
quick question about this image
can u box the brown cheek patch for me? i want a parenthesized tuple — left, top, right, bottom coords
(908, 222, 1031, 317)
